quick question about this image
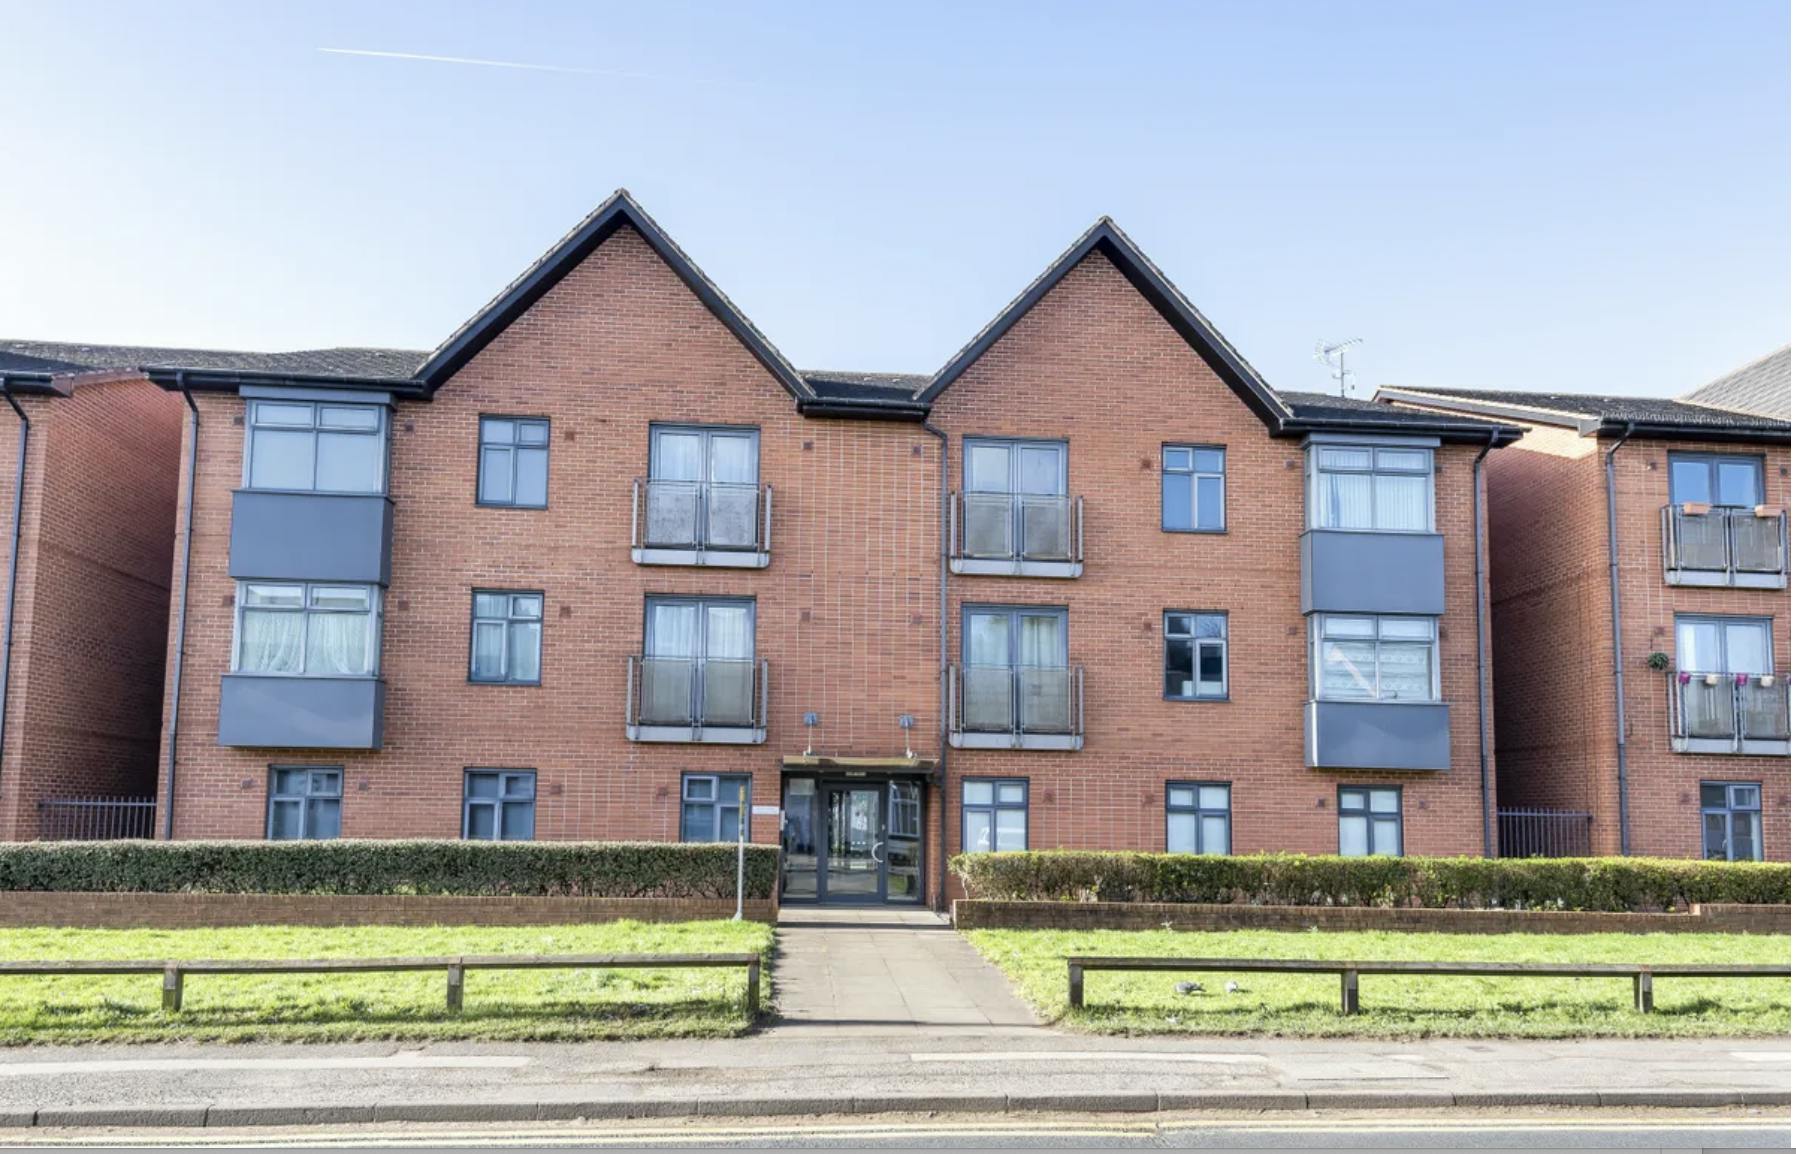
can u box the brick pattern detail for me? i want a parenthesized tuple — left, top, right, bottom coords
(0, 892, 775, 929)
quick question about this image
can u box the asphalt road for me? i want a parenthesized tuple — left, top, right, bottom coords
(3, 1110, 1788, 1149)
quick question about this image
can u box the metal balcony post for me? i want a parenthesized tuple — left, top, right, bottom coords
(631, 479, 641, 549)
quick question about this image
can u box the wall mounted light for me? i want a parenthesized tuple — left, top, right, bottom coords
(898, 714, 915, 759)
(803, 711, 820, 757)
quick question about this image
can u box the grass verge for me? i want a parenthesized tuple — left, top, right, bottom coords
(964, 928, 1790, 1039)
(0, 920, 772, 1044)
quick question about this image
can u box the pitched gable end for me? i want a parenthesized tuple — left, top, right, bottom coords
(918, 218, 1289, 429)
(415, 190, 812, 400)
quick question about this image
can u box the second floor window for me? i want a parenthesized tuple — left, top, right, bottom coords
(478, 417, 550, 507)
(647, 425, 760, 549)
(641, 596, 756, 724)
(1676, 616, 1772, 675)
(463, 769, 535, 841)
(682, 773, 749, 842)
(236, 582, 379, 677)
(1314, 614, 1437, 702)
(1670, 453, 1764, 508)
(1311, 445, 1433, 532)
(266, 766, 341, 840)
(246, 400, 386, 494)
(471, 591, 543, 684)
(1162, 446, 1225, 531)
(1165, 612, 1227, 699)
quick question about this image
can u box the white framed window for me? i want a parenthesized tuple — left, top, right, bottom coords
(1165, 612, 1227, 700)
(244, 400, 386, 494)
(1162, 446, 1225, 531)
(962, 778, 1027, 853)
(1167, 782, 1230, 854)
(234, 582, 381, 677)
(1310, 444, 1434, 532)
(1314, 614, 1438, 702)
(1339, 786, 1402, 856)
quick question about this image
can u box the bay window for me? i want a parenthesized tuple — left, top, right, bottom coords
(235, 582, 381, 677)
(1311, 445, 1433, 532)
(1314, 614, 1437, 702)
(245, 400, 386, 494)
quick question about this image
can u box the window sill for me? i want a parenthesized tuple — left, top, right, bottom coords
(949, 557, 1082, 579)
(950, 730, 1083, 751)
(628, 724, 766, 745)
(475, 501, 550, 511)
(1161, 527, 1227, 535)
(633, 547, 771, 569)
(468, 678, 542, 687)
(1165, 694, 1229, 703)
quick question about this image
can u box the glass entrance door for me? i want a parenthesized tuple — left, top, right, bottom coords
(780, 778, 927, 904)
(824, 785, 883, 901)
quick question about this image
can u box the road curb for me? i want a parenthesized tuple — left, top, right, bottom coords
(8, 1088, 1788, 1129)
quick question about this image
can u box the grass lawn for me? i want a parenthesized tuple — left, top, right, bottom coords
(965, 928, 1791, 1039)
(0, 921, 772, 1045)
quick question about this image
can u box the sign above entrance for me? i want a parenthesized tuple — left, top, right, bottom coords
(780, 754, 938, 774)
(751, 805, 780, 816)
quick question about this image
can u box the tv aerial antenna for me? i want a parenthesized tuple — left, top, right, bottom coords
(1314, 338, 1363, 398)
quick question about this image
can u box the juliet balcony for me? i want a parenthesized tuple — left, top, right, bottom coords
(1668, 672, 1791, 756)
(948, 663, 1085, 750)
(625, 655, 769, 744)
(630, 479, 773, 568)
(949, 492, 1084, 578)
(1661, 504, 1788, 588)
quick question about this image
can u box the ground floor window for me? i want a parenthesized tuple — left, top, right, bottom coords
(1167, 782, 1230, 854)
(962, 778, 1027, 852)
(682, 774, 749, 842)
(463, 769, 535, 840)
(1701, 781, 1763, 861)
(266, 766, 341, 839)
(1338, 786, 1402, 856)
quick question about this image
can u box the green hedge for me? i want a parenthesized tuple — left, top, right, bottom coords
(0, 840, 779, 900)
(950, 851, 1791, 912)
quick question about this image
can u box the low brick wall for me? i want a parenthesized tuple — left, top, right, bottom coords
(952, 900, 1792, 935)
(0, 892, 778, 929)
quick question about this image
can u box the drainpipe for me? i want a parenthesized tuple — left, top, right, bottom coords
(1604, 422, 1635, 855)
(0, 383, 29, 796)
(922, 420, 950, 913)
(1471, 429, 1499, 857)
(162, 380, 199, 840)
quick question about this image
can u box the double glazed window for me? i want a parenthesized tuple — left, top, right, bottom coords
(1162, 446, 1225, 532)
(235, 582, 380, 677)
(962, 606, 1071, 733)
(470, 591, 543, 684)
(463, 770, 535, 841)
(1675, 616, 1773, 675)
(478, 417, 550, 508)
(641, 597, 756, 725)
(647, 425, 760, 549)
(963, 438, 1072, 561)
(245, 400, 386, 494)
(1338, 786, 1402, 856)
(962, 779, 1027, 853)
(1670, 453, 1764, 508)
(1701, 782, 1763, 862)
(1167, 782, 1230, 854)
(1165, 612, 1227, 699)
(1311, 445, 1433, 532)
(266, 767, 342, 840)
(682, 774, 749, 842)
(1314, 615, 1437, 702)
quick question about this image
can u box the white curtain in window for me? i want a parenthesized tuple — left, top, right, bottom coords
(507, 622, 541, 681)
(1374, 474, 1429, 531)
(705, 605, 753, 660)
(306, 612, 370, 675)
(1724, 623, 1771, 674)
(649, 602, 699, 658)
(472, 620, 506, 678)
(1017, 615, 1062, 668)
(1378, 641, 1433, 700)
(708, 435, 757, 485)
(1676, 621, 1720, 672)
(1319, 472, 1373, 529)
(240, 610, 304, 673)
(1322, 639, 1377, 699)
(652, 431, 704, 481)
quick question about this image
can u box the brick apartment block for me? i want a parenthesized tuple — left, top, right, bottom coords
(1381, 347, 1792, 862)
(0, 191, 1779, 904)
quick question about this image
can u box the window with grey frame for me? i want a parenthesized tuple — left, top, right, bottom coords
(1310, 445, 1433, 532)
(1672, 615, 1780, 742)
(1165, 612, 1226, 699)
(962, 606, 1071, 733)
(1338, 786, 1402, 856)
(470, 591, 543, 684)
(1669, 453, 1765, 508)
(962, 778, 1027, 852)
(682, 773, 749, 842)
(266, 766, 342, 840)
(646, 425, 761, 549)
(1700, 781, 1763, 861)
(641, 596, 757, 725)
(962, 438, 1073, 561)
(477, 417, 549, 508)
(1166, 782, 1229, 854)
(245, 399, 387, 494)
(463, 770, 535, 841)
(1313, 614, 1437, 702)
(234, 582, 381, 677)
(1162, 446, 1225, 532)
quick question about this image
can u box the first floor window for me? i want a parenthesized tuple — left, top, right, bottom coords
(962, 778, 1027, 852)
(682, 774, 748, 842)
(1165, 612, 1227, 699)
(1311, 444, 1434, 532)
(266, 766, 342, 840)
(1701, 782, 1763, 862)
(236, 582, 380, 677)
(1339, 786, 1402, 856)
(1161, 445, 1225, 531)
(1314, 615, 1437, 702)
(470, 591, 544, 684)
(1675, 616, 1773, 675)
(246, 398, 386, 494)
(464, 769, 535, 841)
(1167, 782, 1230, 854)
(478, 416, 550, 507)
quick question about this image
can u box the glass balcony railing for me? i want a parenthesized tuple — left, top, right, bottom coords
(948, 663, 1084, 749)
(631, 479, 772, 567)
(1668, 672, 1791, 754)
(1662, 505, 1787, 587)
(626, 655, 768, 743)
(950, 492, 1083, 576)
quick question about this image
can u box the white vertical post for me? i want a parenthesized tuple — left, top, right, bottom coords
(734, 780, 747, 921)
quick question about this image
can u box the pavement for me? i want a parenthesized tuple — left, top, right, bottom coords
(0, 907, 1786, 1131)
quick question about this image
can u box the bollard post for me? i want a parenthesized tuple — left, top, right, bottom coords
(1068, 962, 1084, 1008)
(1633, 970, 1653, 1013)
(1340, 969, 1359, 1015)
(161, 965, 183, 1012)
(744, 957, 761, 1019)
(446, 963, 465, 1013)
(734, 781, 748, 922)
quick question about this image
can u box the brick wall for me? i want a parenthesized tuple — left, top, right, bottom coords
(0, 379, 181, 839)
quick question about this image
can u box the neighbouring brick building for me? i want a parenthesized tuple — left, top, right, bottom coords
(4, 191, 1531, 904)
(0, 359, 184, 840)
(1381, 348, 1792, 862)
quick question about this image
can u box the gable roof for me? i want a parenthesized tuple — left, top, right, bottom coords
(413, 190, 813, 403)
(1680, 345, 1790, 420)
(1375, 384, 1790, 444)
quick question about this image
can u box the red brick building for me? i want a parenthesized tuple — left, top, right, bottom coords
(0, 359, 183, 840)
(5, 193, 1524, 905)
(1381, 351, 1791, 862)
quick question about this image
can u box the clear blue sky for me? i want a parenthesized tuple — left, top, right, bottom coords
(1, 1, 1787, 397)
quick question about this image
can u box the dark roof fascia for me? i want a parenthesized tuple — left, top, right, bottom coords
(1277, 415, 1523, 446)
(0, 372, 70, 397)
(1374, 387, 1586, 429)
(414, 191, 813, 403)
(794, 397, 931, 422)
(1580, 418, 1791, 445)
(141, 366, 430, 400)
(919, 220, 1289, 432)
(1376, 388, 1788, 443)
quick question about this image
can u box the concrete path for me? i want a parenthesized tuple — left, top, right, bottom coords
(770, 907, 1038, 1031)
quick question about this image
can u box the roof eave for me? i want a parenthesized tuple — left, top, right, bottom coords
(0, 372, 71, 398)
(1277, 415, 1523, 446)
(1582, 418, 1792, 445)
(142, 366, 429, 399)
(1373, 387, 1587, 429)
(794, 397, 931, 422)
